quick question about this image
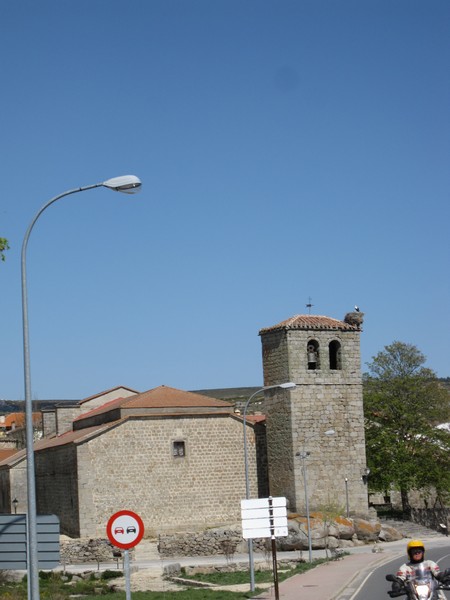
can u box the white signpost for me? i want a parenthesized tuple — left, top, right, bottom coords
(241, 497, 288, 600)
(241, 496, 288, 538)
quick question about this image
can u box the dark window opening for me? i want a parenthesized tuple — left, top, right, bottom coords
(329, 340, 342, 370)
(307, 340, 320, 370)
(173, 441, 186, 457)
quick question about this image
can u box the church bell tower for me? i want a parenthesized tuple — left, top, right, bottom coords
(259, 312, 369, 516)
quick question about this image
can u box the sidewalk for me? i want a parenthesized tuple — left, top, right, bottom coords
(257, 551, 389, 600)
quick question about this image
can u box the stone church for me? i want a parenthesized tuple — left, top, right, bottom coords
(0, 311, 368, 537)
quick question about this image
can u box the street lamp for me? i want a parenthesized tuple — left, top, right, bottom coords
(344, 478, 349, 517)
(21, 175, 141, 600)
(243, 382, 296, 591)
(295, 428, 335, 563)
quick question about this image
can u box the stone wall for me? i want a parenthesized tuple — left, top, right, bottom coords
(411, 508, 450, 532)
(0, 456, 28, 514)
(36, 444, 79, 537)
(38, 413, 259, 538)
(42, 410, 57, 437)
(0, 468, 11, 512)
(10, 459, 28, 515)
(157, 515, 402, 557)
(158, 526, 268, 557)
(60, 537, 119, 564)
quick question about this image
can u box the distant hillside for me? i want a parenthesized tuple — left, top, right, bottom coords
(0, 399, 78, 414)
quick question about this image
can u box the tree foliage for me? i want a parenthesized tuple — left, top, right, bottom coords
(0, 237, 9, 261)
(364, 341, 450, 512)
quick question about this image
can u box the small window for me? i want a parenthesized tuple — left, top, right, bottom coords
(329, 340, 342, 370)
(307, 340, 320, 370)
(173, 441, 185, 457)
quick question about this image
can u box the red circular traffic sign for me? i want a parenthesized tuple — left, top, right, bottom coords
(106, 510, 144, 549)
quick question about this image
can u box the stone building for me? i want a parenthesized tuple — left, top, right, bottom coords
(0, 386, 266, 537)
(259, 313, 369, 516)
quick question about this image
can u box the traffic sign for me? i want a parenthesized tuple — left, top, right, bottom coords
(106, 510, 144, 550)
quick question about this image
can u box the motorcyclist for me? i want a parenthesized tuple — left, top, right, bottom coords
(392, 540, 445, 599)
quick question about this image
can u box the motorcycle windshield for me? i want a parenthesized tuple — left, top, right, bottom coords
(407, 564, 434, 585)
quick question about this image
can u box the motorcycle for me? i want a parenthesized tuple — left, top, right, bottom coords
(386, 565, 450, 600)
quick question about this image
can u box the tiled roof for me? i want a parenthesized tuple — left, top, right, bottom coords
(123, 386, 232, 409)
(35, 423, 117, 450)
(0, 448, 26, 467)
(259, 315, 359, 333)
(74, 386, 231, 424)
(244, 414, 266, 424)
(79, 385, 139, 406)
(0, 448, 20, 462)
(73, 397, 125, 421)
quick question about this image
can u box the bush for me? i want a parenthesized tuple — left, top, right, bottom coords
(101, 570, 123, 580)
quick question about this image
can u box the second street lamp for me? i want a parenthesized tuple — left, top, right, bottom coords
(295, 428, 335, 563)
(21, 175, 141, 600)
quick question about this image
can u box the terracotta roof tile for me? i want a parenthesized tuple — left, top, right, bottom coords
(0, 412, 41, 429)
(259, 314, 359, 334)
(73, 397, 125, 421)
(122, 386, 232, 409)
(73, 386, 233, 427)
(35, 424, 115, 450)
(0, 448, 20, 462)
(79, 385, 139, 406)
(0, 448, 26, 467)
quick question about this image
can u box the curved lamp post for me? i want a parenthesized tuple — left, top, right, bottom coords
(295, 428, 335, 563)
(21, 175, 141, 600)
(243, 382, 296, 591)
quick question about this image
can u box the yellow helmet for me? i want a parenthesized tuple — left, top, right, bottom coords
(407, 540, 425, 559)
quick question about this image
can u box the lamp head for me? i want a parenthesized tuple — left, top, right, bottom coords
(103, 175, 142, 194)
(279, 382, 296, 389)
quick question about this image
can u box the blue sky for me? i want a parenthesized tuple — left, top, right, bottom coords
(1, 0, 449, 400)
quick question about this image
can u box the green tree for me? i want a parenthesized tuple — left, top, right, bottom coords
(0, 237, 9, 261)
(364, 341, 450, 513)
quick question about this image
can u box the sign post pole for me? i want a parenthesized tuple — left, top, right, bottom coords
(124, 549, 131, 600)
(268, 497, 280, 600)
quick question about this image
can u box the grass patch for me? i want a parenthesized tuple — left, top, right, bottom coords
(180, 558, 327, 586)
(0, 557, 335, 599)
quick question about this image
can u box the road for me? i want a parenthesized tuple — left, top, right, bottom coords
(352, 545, 450, 600)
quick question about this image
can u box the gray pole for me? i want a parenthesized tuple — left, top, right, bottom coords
(124, 549, 131, 600)
(300, 453, 313, 563)
(21, 185, 101, 600)
(345, 478, 349, 517)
